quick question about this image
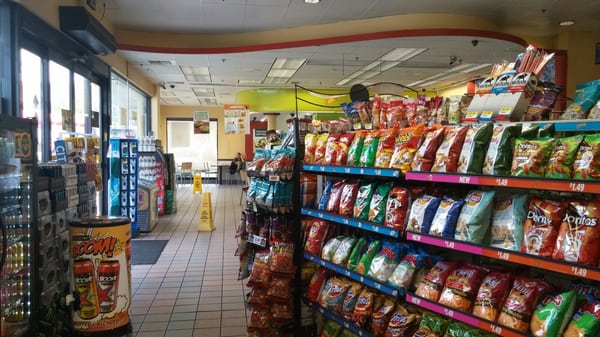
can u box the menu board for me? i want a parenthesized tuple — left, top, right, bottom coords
(224, 104, 250, 134)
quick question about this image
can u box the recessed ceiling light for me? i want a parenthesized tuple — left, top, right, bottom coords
(304, 0, 320, 3)
(559, 20, 575, 26)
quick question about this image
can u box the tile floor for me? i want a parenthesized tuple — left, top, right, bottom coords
(129, 184, 248, 337)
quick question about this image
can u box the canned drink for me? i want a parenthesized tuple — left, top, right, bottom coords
(73, 259, 100, 319)
(97, 260, 120, 313)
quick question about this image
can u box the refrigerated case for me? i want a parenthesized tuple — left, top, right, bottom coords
(107, 138, 139, 238)
(0, 116, 37, 337)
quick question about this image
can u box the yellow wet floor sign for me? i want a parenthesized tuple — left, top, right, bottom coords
(193, 173, 203, 194)
(198, 192, 215, 231)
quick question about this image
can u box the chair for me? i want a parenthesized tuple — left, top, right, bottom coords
(180, 162, 193, 185)
(239, 170, 249, 205)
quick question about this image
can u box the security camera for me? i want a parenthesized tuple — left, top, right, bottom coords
(471, 39, 479, 46)
(170, 84, 175, 89)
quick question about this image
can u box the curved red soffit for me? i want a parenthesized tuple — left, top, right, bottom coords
(118, 28, 528, 54)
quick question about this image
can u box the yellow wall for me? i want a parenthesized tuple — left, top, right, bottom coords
(557, 31, 600, 95)
(158, 105, 246, 160)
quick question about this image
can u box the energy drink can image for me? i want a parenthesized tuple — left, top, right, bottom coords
(73, 259, 100, 319)
(97, 260, 120, 313)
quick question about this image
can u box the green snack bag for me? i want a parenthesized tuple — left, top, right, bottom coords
(368, 182, 393, 225)
(355, 240, 381, 275)
(563, 295, 600, 337)
(346, 130, 366, 166)
(353, 182, 376, 220)
(482, 123, 522, 176)
(413, 312, 451, 337)
(511, 136, 554, 177)
(521, 124, 540, 139)
(454, 190, 495, 244)
(346, 237, 367, 271)
(359, 130, 380, 167)
(530, 290, 577, 337)
(444, 321, 477, 337)
(546, 134, 584, 179)
(457, 122, 493, 174)
(538, 123, 555, 138)
(320, 318, 344, 337)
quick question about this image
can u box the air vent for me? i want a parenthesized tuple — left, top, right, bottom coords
(148, 60, 177, 66)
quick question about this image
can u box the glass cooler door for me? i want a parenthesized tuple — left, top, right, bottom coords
(0, 116, 37, 337)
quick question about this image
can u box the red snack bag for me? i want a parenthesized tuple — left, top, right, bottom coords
(384, 186, 409, 231)
(521, 197, 564, 257)
(472, 271, 513, 321)
(386, 99, 408, 129)
(267, 276, 292, 301)
(415, 260, 458, 301)
(411, 125, 446, 172)
(497, 276, 543, 332)
(375, 127, 399, 168)
(431, 125, 469, 173)
(371, 296, 396, 337)
(553, 199, 600, 266)
(304, 219, 329, 255)
(371, 96, 382, 130)
(247, 250, 271, 288)
(338, 180, 360, 217)
(389, 125, 425, 172)
(335, 133, 355, 166)
(438, 263, 488, 312)
(326, 180, 345, 213)
(269, 241, 295, 274)
(304, 133, 317, 164)
(314, 133, 329, 164)
(247, 287, 269, 306)
(306, 268, 328, 302)
(352, 287, 376, 329)
(323, 134, 341, 165)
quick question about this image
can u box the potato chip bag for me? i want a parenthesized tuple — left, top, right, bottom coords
(456, 123, 493, 174)
(428, 197, 465, 239)
(454, 190, 495, 244)
(346, 130, 366, 167)
(497, 276, 543, 332)
(319, 276, 351, 315)
(314, 132, 330, 164)
(472, 271, 512, 321)
(562, 296, 600, 337)
(490, 194, 528, 250)
(354, 182, 377, 220)
(371, 96, 382, 130)
(438, 263, 488, 312)
(482, 124, 522, 176)
(335, 133, 355, 166)
(522, 197, 564, 257)
(552, 199, 600, 266)
(326, 180, 346, 213)
(322, 236, 344, 261)
(367, 241, 405, 282)
(573, 134, 600, 180)
(352, 287, 376, 328)
(384, 305, 420, 337)
(371, 296, 396, 337)
(546, 135, 584, 179)
(306, 268, 328, 302)
(323, 134, 341, 165)
(412, 125, 446, 172)
(530, 290, 577, 337)
(355, 240, 381, 275)
(346, 237, 368, 271)
(412, 312, 450, 337)
(415, 260, 458, 302)
(342, 281, 363, 320)
(407, 195, 441, 234)
(368, 182, 393, 225)
(389, 125, 425, 173)
(332, 236, 357, 265)
(304, 133, 318, 163)
(511, 137, 554, 177)
(318, 180, 334, 211)
(388, 253, 427, 291)
(443, 322, 478, 337)
(338, 180, 360, 217)
(560, 80, 600, 120)
(359, 130, 381, 167)
(384, 186, 409, 231)
(375, 127, 398, 168)
(304, 219, 329, 255)
(431, 125, 469, 173)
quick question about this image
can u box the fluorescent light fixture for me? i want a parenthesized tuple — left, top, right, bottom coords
(238, 79, 263, 85)
(452, 63, 492, 73)
(408, 63, 491, 87)
(192, 87, 215, 97)
(180, 65, 211, 82)
(304, 0, 320, 3)
(336, 48, 427, 86)
(559, 20, 575, 26)
(263, 57, 306, 84)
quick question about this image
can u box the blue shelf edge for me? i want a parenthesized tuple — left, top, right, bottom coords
(303, 164, 401, 178)
(301, 208, 400, 239)
(303, 252, 403, 298)
(303, 298, 375, 337)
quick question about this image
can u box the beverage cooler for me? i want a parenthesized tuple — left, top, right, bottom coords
(107, 138, 139, 238)
(163, 153, 177, 215)
(0, 116, 37, 337)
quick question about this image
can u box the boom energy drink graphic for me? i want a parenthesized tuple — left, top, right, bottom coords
(70, 216, 132, 336)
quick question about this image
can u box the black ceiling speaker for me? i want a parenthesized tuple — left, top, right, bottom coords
(349, 83, 370, 102)
(59, 6, 117, 56)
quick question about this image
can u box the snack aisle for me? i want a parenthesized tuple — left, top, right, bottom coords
(294, 69, 600, 336)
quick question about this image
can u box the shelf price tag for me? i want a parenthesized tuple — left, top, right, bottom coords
(345, 167, 351, 174)
(495, 178, 508, 186)
(343, 322, 350, 329)
(497, 251, 510, 261)
(374, 169, 382, 176)
(569, 182, 586, 192)
(444, 240, 455, 249)
(320, 166, 325, 172)
(489, 323, 503, 335)
(345, 270, 351, 277)
(443, 308, 455, 318)
(359, 169, 365, 175)
(571, 266, 588, 278)
(411, 234, 422, 242)
(343, 218, 349, 225)
(410, 296, 421, 306)
(374, 283, 381, 290)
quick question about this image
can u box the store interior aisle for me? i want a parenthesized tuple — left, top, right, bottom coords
(129, 184, 248, 337)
